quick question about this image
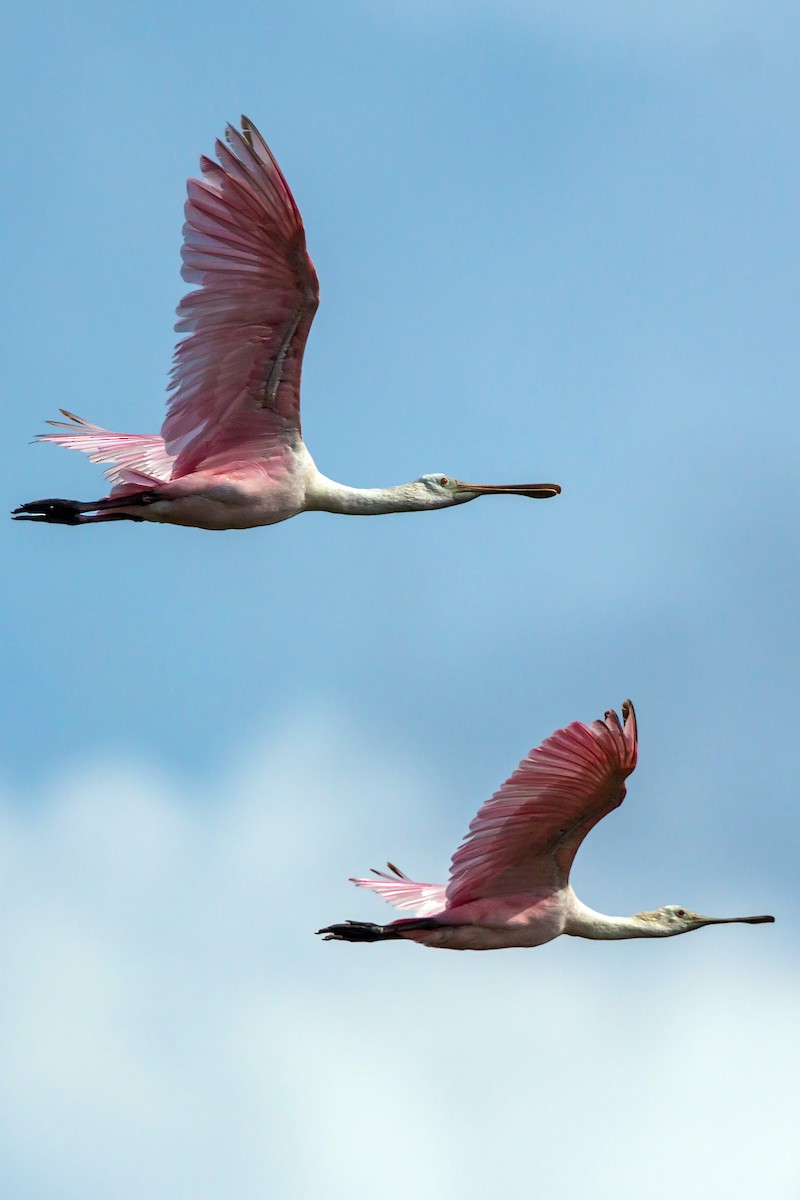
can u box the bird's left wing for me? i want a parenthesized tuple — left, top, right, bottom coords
(445, 702, 638, 907)
(38, 411, 176, 485)
(350, 864, 448, 917)
(162, 117, 319, 477)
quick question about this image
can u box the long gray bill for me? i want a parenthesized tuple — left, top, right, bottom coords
(459, 482, 561, 499)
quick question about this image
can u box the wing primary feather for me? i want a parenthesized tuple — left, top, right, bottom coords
(444, 702, 639, 906)
(162, 117, 320, 474)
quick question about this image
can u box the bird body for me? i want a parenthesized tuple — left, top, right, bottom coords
(14, 118, 559, 529)
(317, 702, 774, 951)
(393, 889, 569, 951)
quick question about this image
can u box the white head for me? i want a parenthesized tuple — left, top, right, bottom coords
(415, 473, 561, 507)
(636, 904, 775, 937)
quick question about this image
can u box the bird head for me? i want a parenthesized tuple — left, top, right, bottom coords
(416, 474, 561, 506)
(637, 904, 775, 936)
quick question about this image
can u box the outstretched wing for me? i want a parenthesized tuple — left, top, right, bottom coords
(445, 701, 638, 906)
(38, 410, 175, 485)
(162, 117, 319, 477)
(350, 864, 447, 918)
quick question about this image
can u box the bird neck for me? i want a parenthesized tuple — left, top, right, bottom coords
(306, 474, 451, 516)
(564, 899, 671, 941)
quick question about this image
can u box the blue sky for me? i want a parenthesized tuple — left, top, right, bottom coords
(1, 2, 798, 1196)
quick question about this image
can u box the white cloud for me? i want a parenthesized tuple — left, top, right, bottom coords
(0, 707, 796, 1199)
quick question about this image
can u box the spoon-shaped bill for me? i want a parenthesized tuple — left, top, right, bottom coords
(457, 481, 561, 499)
(699, 914, 775, 925)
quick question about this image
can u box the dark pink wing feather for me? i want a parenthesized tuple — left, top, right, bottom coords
(445, 702, 638, 906)
(162, 117, 319, 477)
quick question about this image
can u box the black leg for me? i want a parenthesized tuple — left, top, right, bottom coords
(315, 917, 444, 943)
(316, 921, 399, 943)
(12, 492, 157, 525)
(11, 498, 86, 524)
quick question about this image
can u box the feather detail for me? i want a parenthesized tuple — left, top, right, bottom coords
(445, 702, 638, 905)
(38, 410, 174, 484)
(351, 866, 448, 918)
(162, 117, 319, 477)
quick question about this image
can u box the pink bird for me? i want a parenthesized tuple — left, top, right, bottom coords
(13, 117, 560, 530)
(317, 701, 774, 951)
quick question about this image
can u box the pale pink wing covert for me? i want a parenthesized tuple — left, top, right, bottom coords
(162, 117, 320, 477)
(351, 865, 447, 918)
(445, 702, 638, 907)
(38, 411, 175, 485)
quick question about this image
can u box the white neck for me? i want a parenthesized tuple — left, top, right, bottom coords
(305, 473, 456, 516)
(564, 897, 671, 941)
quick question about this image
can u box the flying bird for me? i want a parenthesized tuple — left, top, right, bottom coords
(317, 701, 774, 951)
(13, 118, 560, 530)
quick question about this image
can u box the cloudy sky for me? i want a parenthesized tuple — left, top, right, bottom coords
(2, 1, 798, 1196)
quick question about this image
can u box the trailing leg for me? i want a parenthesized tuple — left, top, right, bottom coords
(12, 491, 158, 525)
(315, 917, 443, 943)
(12, 498, 91, 525)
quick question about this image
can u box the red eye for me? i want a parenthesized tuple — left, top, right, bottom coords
(440, 477, 448, 486)
(677, 909, 686, 917)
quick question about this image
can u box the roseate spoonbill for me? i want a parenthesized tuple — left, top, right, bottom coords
(13, 118, 560, 530)
(316, 701, 774, 951)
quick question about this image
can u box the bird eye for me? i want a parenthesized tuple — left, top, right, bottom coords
(440, 477, 449, 486)
(677, 909, 686, 917)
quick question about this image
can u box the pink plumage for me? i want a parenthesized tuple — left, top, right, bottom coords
(39, 412, 175, 486)
(15, 117, 560, 529)
(352, 865, 447, 918)
(164, 119, 318, 476)
(319, 701, 774, 950)
(445, 704, 637, 905)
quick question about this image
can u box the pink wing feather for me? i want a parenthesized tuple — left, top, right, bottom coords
(162, 116, 320, 477)
(350, 865, 448, 918)
(38, 411, 175, 486)
(445, 701, 638, 906)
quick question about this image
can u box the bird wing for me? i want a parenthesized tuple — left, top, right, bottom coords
(350, 864, 448, 917)
(162, 117, 320, 478)
(38, 410, 175, 484)
(445, 701, 638, 906)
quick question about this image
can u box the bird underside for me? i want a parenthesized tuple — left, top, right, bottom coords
(314, 915, 566, 949)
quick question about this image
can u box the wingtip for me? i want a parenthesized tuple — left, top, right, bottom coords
(620, 699, 637, 759)
(239, 115, 254, 147)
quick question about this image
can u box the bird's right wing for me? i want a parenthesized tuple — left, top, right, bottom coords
(445, 702, 638, 907)
(162, 117, 319, 478)
(38, 410, 176, 485)
(350, 864, 448, 917)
